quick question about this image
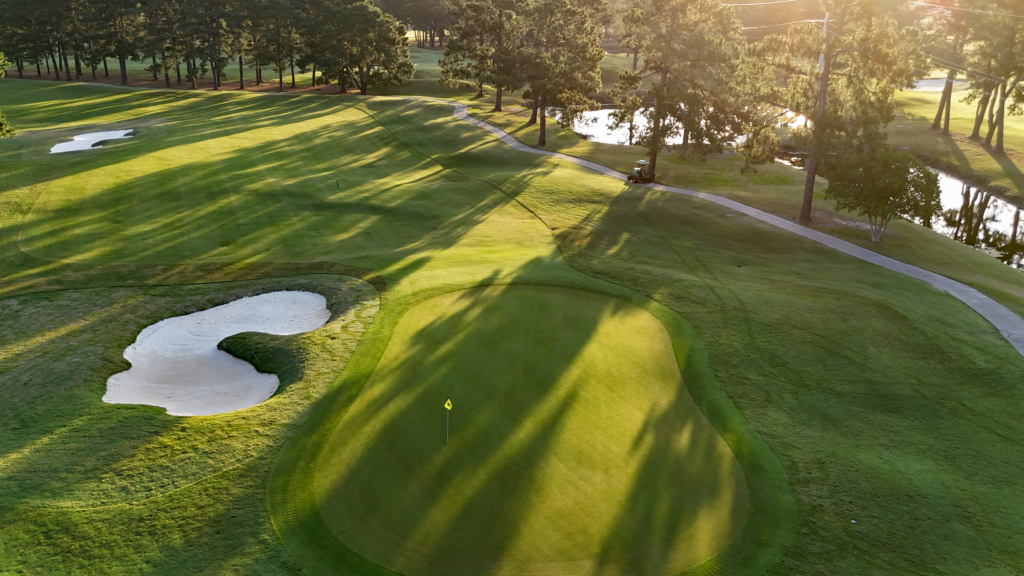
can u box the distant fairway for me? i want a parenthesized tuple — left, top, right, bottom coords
(316, 285, 747, 576)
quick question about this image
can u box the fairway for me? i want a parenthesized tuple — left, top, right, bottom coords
(316, 285, 747, 576)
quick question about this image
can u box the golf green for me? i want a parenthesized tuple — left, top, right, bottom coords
(315, 284, 748, 576)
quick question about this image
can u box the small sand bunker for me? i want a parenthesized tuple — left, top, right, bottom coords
(913, 78, 964, 91)
(104, 291, 331, 416)
(50, 129, 134, 153)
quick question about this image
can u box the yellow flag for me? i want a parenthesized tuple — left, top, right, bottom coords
(444, 398, 453, 411)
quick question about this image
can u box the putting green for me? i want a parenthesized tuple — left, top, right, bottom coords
(315, 284, 749, 576)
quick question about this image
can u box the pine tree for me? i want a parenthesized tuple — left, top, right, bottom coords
(524, 0, 604, 146)
(0, 52, 17, 138)
(630, 0, 744, 176)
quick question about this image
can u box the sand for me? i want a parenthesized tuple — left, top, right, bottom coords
(103, 291, 331, 416)
(50, 129, 134, 153)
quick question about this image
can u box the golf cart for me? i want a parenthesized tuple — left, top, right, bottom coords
(626, 160, 654, 183)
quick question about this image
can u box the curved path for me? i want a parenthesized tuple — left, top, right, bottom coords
(447, 102, 1024, 358)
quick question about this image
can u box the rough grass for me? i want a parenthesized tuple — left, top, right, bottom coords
(0, 77, 1023, 576)
(0, 273, 378, 574)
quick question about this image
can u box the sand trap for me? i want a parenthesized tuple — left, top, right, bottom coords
(103, 291, 331, 416)
(913, 78, 964, 91)
(50, 129, 134, 153)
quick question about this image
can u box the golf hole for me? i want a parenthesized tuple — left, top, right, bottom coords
(103, 291, 330, 416)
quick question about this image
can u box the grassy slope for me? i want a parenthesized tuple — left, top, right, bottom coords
(0, 72, 1023, 576)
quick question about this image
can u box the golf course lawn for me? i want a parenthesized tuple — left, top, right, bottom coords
(316, 285, 746, 576)
(1, 72, 1024, 576)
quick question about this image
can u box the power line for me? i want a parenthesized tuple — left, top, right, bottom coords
(725, 0, 804, 5)
(743, 19, 823, 30)
(908, 1, 1024, 19)
(924, 53, 1005, 82)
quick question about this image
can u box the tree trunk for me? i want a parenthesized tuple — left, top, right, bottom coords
(279, 67, 284, 92)
(36, 60, 41, 76)
(60, 42, 72, 81)
(74, 51, 81, 78)
(995, 80, 1016, 153)
(933, 68, 956, 129)
(1012, 209, 1020, 243)
(800, 37, 837, 223)
(476, 82, 484, 98)
(103, 58, 108, 77)
(985, 83, 1001, 147)
(212, 58, 219, 90)
(943, 83, 952, 133)
(538, 97, 547, 146)
(971, 88, 991, 138)
(632, 51, 639, 73)
(648, 69, 669, 180)
(176, 63, 181, 84)
(528, 94, 538, 124)
(359, 66, 367, 94)
(119, 56, 128, 85)
(493, 86, 503, 112)
(50, 53, 59, 79)
(187, 60, 197, 89)
(15, 58, 23, 78)
(291, 57, 295, 88)
(311, 63, 316, 87)
(91, 62, 96, 80)
(238, 56, 245, 89)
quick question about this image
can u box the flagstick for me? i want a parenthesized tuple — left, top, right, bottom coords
(446, 409, 450, 444)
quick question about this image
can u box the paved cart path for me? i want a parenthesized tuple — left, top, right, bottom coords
(446, 101, 1024, 358)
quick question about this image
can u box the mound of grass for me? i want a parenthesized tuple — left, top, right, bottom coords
(316, 285, 747, 576)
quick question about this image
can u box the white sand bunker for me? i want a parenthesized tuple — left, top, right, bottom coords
(104, 291, 331, 416)
(50, 129, 134, 153)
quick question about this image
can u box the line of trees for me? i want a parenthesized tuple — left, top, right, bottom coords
(0, 51, 15, 137)
(0, 0, 413, 93)
(439, 0, 606, 146)
(917, 0, 1024, 154)
(376, 0, 451, 49)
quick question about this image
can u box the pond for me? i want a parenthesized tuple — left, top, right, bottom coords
(931, 169, 1024, 269)
(569, 109, 1024, 270)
